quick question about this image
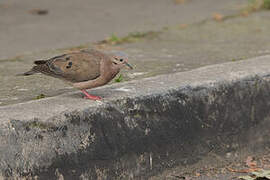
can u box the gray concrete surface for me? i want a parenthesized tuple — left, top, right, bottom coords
(0, 0, 248, 59)
(0, 56, 269, 179)
(2, 11, 270, 106)
(1, 0, 270, 179)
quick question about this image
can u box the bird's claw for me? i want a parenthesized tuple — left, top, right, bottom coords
(81, 89, 102, 101)
(83, 95, 102, 101)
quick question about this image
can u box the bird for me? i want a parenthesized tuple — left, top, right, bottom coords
(19, 49, 133, 100)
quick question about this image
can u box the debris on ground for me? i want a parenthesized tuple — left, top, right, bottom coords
(213, 13, 224, 21)
(115, 74, 123, 82)
(28, 9, 48, 15)
(35, 94, 46, 99)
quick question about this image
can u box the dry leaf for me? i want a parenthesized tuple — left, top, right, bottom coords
(246, 156, 257, 168)
(213, 13, 223, 21)
(227, 167, 262, 173)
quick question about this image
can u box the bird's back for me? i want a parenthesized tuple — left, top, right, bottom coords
(26, 49, 109, 82)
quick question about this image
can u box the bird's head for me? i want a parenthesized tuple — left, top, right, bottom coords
(111, 52, 133, 70)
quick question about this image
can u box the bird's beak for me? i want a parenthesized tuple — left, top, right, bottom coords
(124, 62, 133, 69)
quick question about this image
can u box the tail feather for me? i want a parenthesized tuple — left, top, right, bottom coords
(16, 69, 38, 76)
(17, 59, 47, 76)
(34, 60, 47, 65)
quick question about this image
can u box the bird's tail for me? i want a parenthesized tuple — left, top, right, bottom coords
(34, 60, 47, 65)
(16, 69, 38, 76)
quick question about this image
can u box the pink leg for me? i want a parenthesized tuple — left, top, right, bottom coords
(81, 90, 101, 100)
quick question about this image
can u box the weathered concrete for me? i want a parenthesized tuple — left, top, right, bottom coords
(0, 56, 269, 179)
(0, 0, 248, 59)
(3, 11, 270, 106)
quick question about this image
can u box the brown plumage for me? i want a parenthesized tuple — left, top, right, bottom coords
(20, 49, 133, 100)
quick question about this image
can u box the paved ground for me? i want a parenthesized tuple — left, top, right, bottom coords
(2, 10, 270, 106)
(1, 55, 270, 179)
(1, 0, 270, 179)
(0, 0, 248, 59)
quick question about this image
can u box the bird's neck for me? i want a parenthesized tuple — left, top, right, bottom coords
(72, 58, 121, 90)
(105, 65, 120, 81)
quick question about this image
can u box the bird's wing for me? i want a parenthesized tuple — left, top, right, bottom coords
(33, 50, 102, 82)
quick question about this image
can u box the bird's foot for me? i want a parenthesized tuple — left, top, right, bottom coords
(81, 90, 102, 101)
(83, 95, 101, 100)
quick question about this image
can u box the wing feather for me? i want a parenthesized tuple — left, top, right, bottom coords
(29, 50, 103, 82)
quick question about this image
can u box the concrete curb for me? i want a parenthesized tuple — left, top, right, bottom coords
(0, 56, 270, 179)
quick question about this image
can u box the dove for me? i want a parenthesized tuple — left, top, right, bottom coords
(20, 49, 133, 100)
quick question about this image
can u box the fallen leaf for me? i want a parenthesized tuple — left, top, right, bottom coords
(115, 74, 123, 83)
(246, 156, 257, 168)
(213, 13, 223, 21)
(227, 167, 261, 173)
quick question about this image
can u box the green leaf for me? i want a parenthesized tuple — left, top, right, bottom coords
(109, 34, 120, 42)
(115, 74, 123, 83)
(36, 94, 46, 99)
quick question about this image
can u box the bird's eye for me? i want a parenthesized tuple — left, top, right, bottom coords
(119, 59, 123, 62)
